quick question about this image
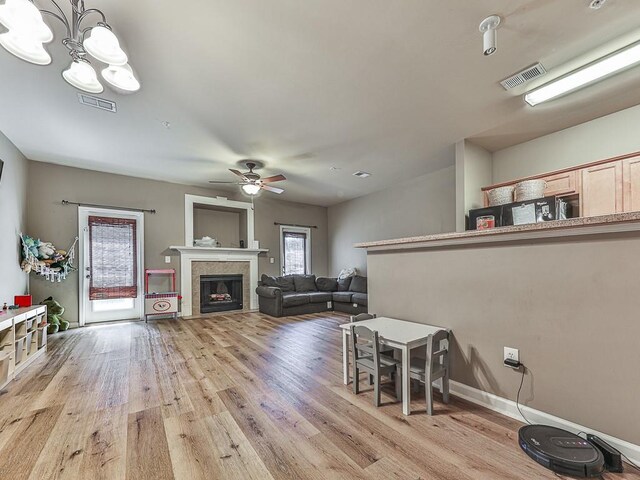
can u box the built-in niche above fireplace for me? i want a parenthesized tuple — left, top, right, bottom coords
(200, 274, 243, 313)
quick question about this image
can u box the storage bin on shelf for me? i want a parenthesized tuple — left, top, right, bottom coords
(0, 351, 10, 386)
(14, 336, 26, 364)
(25, 331, 34, 355)
(37, 325, 47, 348)
(25, 317, 35, 330)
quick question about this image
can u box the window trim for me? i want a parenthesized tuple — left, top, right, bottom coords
(279, 225, 311, 275)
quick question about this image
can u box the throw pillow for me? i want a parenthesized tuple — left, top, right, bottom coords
(350, 276, 367, 293)
(316, 277, 338, 292)
(338, 267, 357, 280)
(337, 276, 352, 291)
(293, 274, 317, 292)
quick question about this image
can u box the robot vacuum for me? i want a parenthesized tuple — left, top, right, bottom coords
(519, 425, 605, 477)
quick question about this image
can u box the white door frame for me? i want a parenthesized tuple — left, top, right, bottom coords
(78, 207, 145, 326)
(279, 225, 311, 275)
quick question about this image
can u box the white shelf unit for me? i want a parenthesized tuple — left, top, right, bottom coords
(0, 305, 47, 389)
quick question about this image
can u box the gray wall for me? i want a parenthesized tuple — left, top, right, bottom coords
(367, 233, 640, 445)
(328, 166, 456, 275)
(493, 102, 640, 183)
(455, 140, 493, 232)
(0, 131, 28, 305)
(26, 161, 328, 323)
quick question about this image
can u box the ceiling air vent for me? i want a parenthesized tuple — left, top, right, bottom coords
(500, 63, 547, 90)
(77, 93, 117, 113)
(353, 171, 372, 178)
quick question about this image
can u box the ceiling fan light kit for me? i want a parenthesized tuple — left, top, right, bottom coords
(0, 0, 140, 94)
(241, 184, 261, 195)
(209, 161, 287, 196)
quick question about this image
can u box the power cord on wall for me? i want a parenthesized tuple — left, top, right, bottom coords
(514, 363, 531, 425)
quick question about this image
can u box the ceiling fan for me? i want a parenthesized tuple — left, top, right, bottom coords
(209, 161, 286, 195)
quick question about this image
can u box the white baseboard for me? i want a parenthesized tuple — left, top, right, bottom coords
(449, 380, 640, 467)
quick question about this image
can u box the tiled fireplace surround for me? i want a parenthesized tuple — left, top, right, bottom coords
(191, 261, 251, 316)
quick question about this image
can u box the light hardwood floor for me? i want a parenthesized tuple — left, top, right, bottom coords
(0, 311, 637, 480)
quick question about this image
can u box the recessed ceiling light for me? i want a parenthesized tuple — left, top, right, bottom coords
(589, 0, 607, 9)
(353, 171, 371, 178)
(524, 40, 640, 106)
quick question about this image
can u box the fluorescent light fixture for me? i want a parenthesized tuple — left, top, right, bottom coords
(525, 41, 640, 106)
(242, 184, 261, 195)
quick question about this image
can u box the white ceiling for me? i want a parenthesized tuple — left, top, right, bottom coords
(2, 0, 640, 206)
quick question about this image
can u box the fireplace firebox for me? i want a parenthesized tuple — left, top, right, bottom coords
(199, 274, 243, 313)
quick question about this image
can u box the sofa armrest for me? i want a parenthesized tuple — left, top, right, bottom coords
(256, 285, 282, 299)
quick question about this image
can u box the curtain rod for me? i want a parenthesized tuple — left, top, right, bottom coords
(274, 222, 318, 229)
(62, 200, 156, 214)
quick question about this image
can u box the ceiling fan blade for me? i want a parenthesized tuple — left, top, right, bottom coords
(208, 181, 243, 184)
(261, 184, 284, 194)
(261, 174, 287, 183)
(229, 169, 249, 181)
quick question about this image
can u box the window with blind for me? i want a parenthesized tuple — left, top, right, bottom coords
(282, 230, 308, 275)
(89, 216, 138, 300)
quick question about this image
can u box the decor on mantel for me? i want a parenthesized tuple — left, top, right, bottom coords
(194, 236, 220, 248)
(0, 0, 140, 93)
(19, 234, 78, 282)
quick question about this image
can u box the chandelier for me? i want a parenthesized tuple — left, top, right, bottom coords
(0, 0, 140, 94)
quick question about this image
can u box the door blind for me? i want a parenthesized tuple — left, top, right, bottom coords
(89, 216, 138, 300)
(283, 231, 307, 275)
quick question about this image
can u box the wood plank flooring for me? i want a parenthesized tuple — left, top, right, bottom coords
(0, 311, 637, 479)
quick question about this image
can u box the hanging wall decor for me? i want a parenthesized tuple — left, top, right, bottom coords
(20, 234, 78, 282)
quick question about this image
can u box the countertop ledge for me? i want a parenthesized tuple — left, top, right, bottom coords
(355, 212, 640, 251)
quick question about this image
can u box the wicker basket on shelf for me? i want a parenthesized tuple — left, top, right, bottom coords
(515, 179, 546, 202)
(487, 186, 515, 206)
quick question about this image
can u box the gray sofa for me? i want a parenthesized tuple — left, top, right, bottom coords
(256, 274, 368, 317)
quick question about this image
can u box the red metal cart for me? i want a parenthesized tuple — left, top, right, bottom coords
(144, 269, 180, 322)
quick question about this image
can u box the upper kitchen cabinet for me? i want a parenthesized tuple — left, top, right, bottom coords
(543, 170, 579, 197)
(622, 155, 640, 213)
(482, 152, 640, 218)
(580, 161, 623, 217)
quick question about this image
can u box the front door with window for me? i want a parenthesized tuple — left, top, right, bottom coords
(79, 208, 144, 324)
(280, 226, 311, 275)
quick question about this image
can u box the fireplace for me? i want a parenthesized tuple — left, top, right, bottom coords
(200, 274, 243, 313)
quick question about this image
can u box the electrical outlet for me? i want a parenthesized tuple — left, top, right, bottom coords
(504, 347, 519, 364)
(164, 256, 171, 264)
(269, 257, 275, 264)
(327, 301, 332, 308)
